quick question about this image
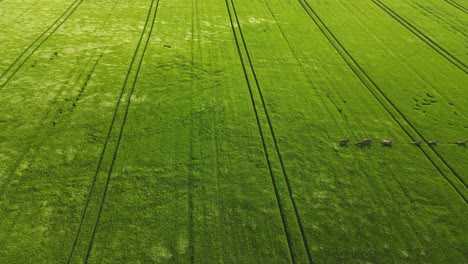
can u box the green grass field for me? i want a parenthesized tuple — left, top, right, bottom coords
(0, 0, 467, 263)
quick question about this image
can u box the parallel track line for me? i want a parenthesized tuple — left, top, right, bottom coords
(0, 54, 106, 194)
(230, 1, 315, 262)
(0, 0, 119, 195)
(224, 1, 297, 263)
(372, 0, 467, 74)
(83, 0, 160, 261)
(3, 0, 43, 25)
(445, 0, 468, 13)
(66, 0, 160, 262)
(226, 0, 314, 262)
(0, 0, 87, 91)
(298, 0, 467, 203)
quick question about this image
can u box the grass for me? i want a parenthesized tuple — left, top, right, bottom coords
(0, 0, 467, 263)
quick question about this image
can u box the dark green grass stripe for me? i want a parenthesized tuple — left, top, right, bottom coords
(66, 0, 160, 262)
(226, 0, 314, 263)
(0, 0, 87, 91)
(445, 0, 468, 13)
(372, 0, 467, 74)
(298, 0, 468, 203)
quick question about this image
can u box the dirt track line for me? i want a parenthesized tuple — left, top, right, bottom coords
(372, 0, 467, 74)
(0, 0, 86, 91)
(298, 0, 467, 203)
(226, 0, 314, 263)
(445, 0, 468, 13)
(66, 1, 160, 262)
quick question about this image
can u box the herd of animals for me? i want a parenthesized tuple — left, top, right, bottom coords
(339, 138, 467, 147)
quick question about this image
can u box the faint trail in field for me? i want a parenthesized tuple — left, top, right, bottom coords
(445, 0, 468, 13)
(373, 162, 430, 248)
(226, 0, 314, 263)
(298, 0, 468, 203)
(405, 0, 468, 38)
(2, 0, 44, 25)
(0, 53, 104, 200)
(262, 0, 343, 123)
(372, 0, 467, 74)
(70, 54, 102, 113)
(0, 54, 106, 195)
(0, 0, 86, 91)
(66, 0, 160, 262)
(0, 0, 119, 195)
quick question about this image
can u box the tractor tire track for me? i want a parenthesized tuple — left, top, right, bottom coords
(225, 0, 314, 263)
(224, 1, 297, 262)
(298, 0, 467, 203)
(66, 0, 160, 262)
(372, 0, 467, 74)
(445, 0, 468, 13)
(0, 0, 86, 91)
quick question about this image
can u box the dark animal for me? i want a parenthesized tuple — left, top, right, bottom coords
(381, 140, 393, 146)
(455, 141, 467, 146)
(339, 139, 350, 146)
(412, 141, 422, 146)
(428, 141, 437, 146)
(356, 139, 373, 147)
